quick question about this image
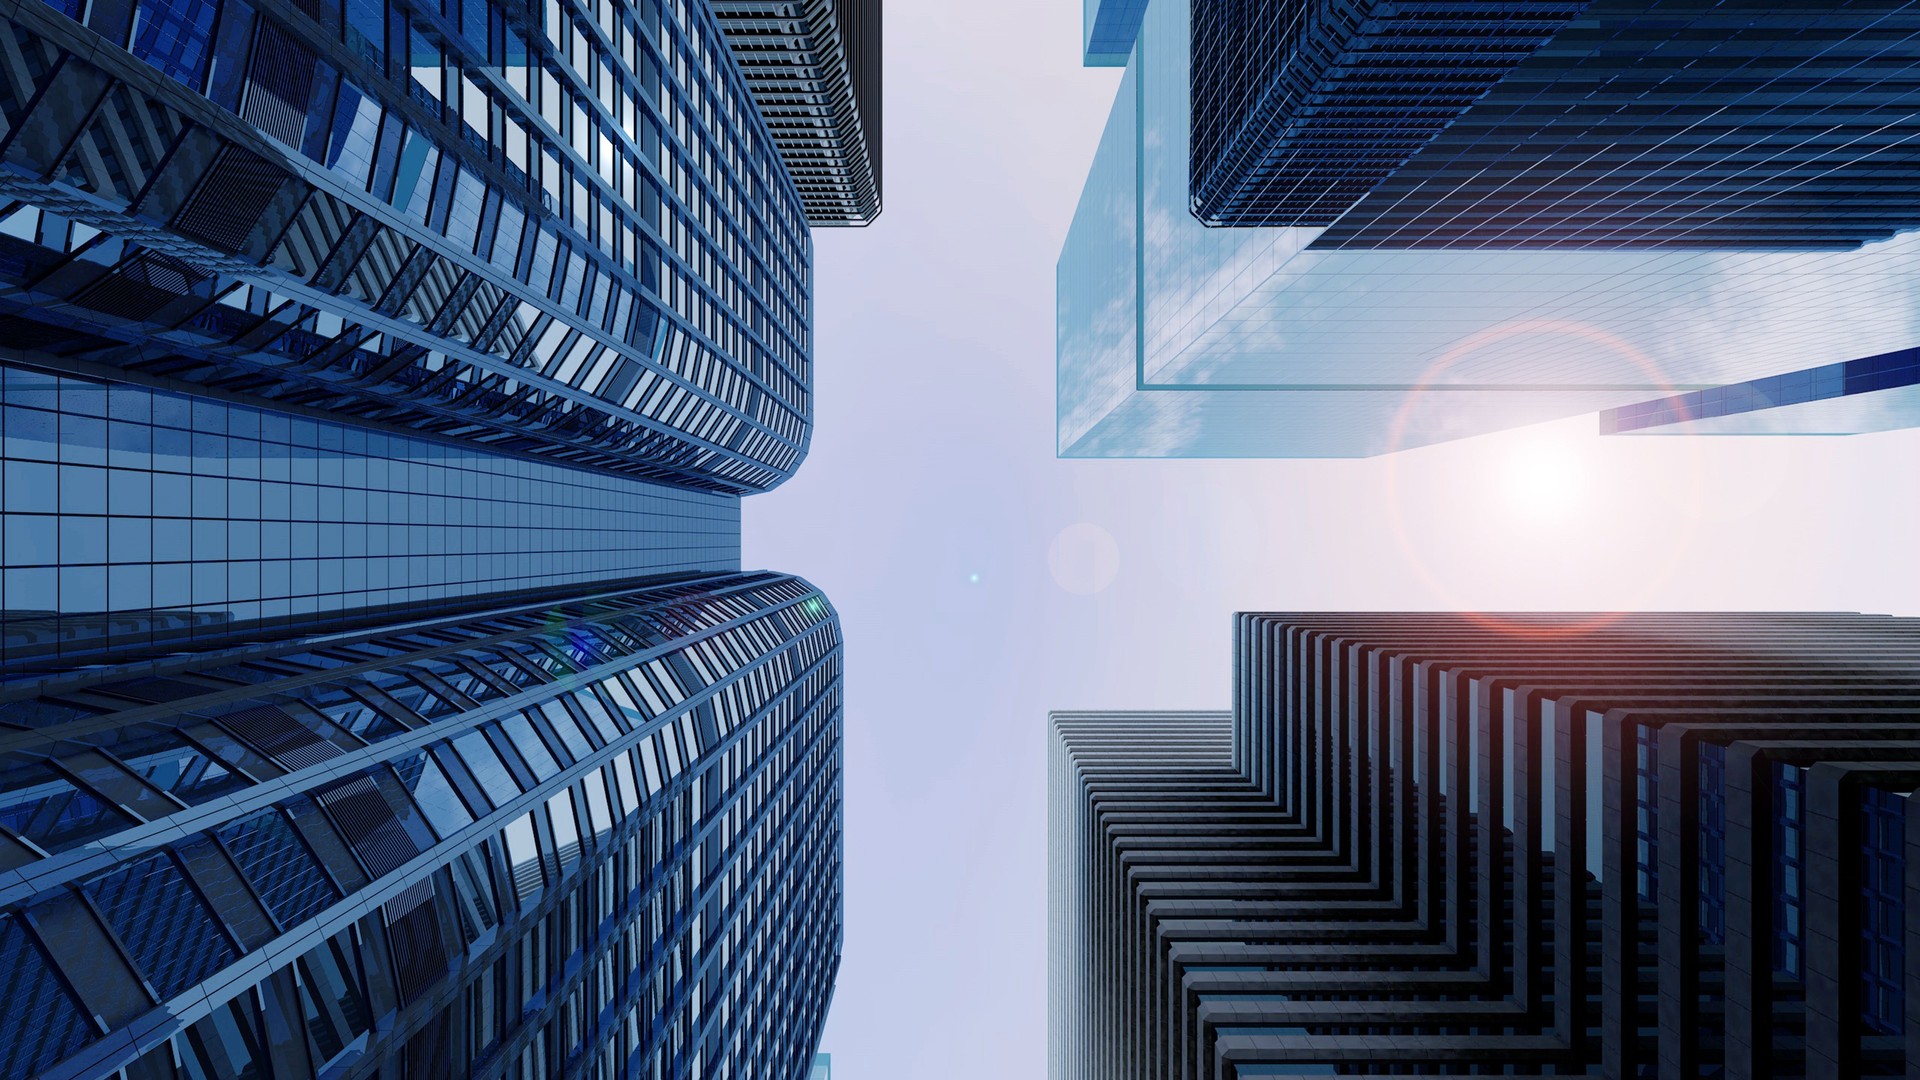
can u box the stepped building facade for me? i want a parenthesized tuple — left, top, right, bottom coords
(1051, 612, 1920, 1079)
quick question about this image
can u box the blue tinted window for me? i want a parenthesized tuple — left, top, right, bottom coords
(1861, 786, 1906, 1035)
(84, 852, 236, 999)
(0, 767, 134, 853)
(119, 737, 248, 806)
(1774, 763, 1805, 979)
(1635, 725, 1658, 903)
(390, 751, 474, 838)
(0, 915, 92, 1080)
(501, 713, 561, 776)
(451, 731, 520, 808)
(128, 0, 217, 87)
(217, 808, 341, 928)
(1697, 743, 1727, 947)
(1, 371, 739, 669)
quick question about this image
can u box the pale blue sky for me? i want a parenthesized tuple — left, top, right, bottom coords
(745, 2, 1920, 1076)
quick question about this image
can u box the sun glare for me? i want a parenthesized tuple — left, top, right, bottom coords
(1502, 445, 1584, 518)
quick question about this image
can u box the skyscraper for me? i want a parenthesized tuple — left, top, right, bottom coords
(0, 0, 868, 1076)
(714, 0, 883, 226)
(0, 0, 812, 494)
(0, 365, 744, 668)
(0, 572, 843, 1080)
(1190, 0, 1920, 247)
(1056, 0, 1920, 458)
(1051, 612, 1920, 1079)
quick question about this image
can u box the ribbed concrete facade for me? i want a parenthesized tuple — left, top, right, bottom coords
(1050, 613, 1920, 1079)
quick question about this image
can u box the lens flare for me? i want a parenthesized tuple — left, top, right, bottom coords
(1380, 319, 1705, 637)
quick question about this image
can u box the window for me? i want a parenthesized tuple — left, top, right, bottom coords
(84, 852, 237, 998)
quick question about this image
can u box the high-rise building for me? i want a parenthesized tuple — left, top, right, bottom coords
(1051, 612, 1920, 1079)
(0, 364, 744, 668)
(714, 0, 883, 226)
(0, 0, 813, 494)
(0, 0, 870, 1076)
(0, 572, 843, 1080)
(1190, 0, 1920, 248)
(1056, 0, 1920, 458)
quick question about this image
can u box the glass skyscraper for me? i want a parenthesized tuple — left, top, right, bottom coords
(1057, 0, 1920, 458)
(1190, 0, 1920, 247)
(1051, 612, 1920, 1079)
(713, 0, 882, 226)
(1, 572, 843, 1080)
(0, 0, 864, 1076)
(0, 0, 812, 494)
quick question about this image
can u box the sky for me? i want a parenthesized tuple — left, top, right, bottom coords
(744, 2, 1920, 1076)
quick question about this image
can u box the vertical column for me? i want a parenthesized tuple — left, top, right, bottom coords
(1803, 763, 1862, 1079)
(1724, 744, 1777, 1080)
(1656, 728, 1703, 1080)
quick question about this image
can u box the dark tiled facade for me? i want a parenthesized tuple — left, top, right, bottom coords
(1190, 0, 1920, 250)
(0, 572, 843, 1080)
(714, 0, 882, 226)
(1050, 613, 1920, 1078)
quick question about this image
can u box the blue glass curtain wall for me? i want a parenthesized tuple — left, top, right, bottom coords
(0, 0, 811, 493)
(0, 572, 842, 1080)
(0, 365, 739, 668)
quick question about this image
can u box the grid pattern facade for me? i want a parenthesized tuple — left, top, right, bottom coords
(1192, 0, 1920, 248)
(1057, 0, 1920, 461)
(1083, 0, 1149, 65)
(0, 365, 739, 668)
(1188, 0, 1584, 228)
(0, 0, 812, 493)
(713, 0, 881, 225)
(1049, 612, 1920, 1079)
(0, 571, 843, 1080)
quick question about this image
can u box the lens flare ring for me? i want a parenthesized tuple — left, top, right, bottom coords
(1378, 319, 1705, 638)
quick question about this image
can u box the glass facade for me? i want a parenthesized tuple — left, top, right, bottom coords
(1636, 724, 1658, 903)
(0, 0, 855, 1076)
(713, 0, 882, 225)
(0, 572, 843, 1080)
(0, 0, 812, 493)
(0, 366, 739, 667)
(1775, 761, 1806, 982)
(1189, 0, 1581, 230)
(1190, 0, 1920, 249)
(1056, 0, 1920, 458)
(1603, 344, 1920, 437)
(1081, 0, 1147, 66)
(1859, 785, 1905, 1037)
(1698, 742, 1727, 948)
